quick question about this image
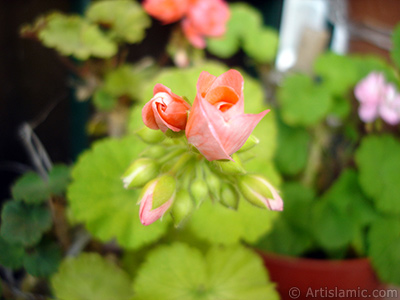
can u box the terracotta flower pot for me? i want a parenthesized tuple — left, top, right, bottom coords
(258, 251, 386, 300)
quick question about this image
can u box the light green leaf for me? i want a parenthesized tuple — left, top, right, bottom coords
(278, 74, 332, 127)
(274, 120, 310, 176)
(391, 24, 400, 69)
(188, 195, 279, 245)
(368, 217, 400, 285)
(52, 253, 134, 300)
(11, 172, 50, 204)
(314, 52, 359, 96)
(0, 236, 24, 269)
(103, 64, 144, 100)
(39, 13, 117, 60)
(133, 243, 279, 300)
(86, 0, 150, 44)
(23, 242, 62, 277)
(0, 201, 52, 247)
(207, 3, 278, 63)
(355, 135, 400, 215)
(67, 136, 169, 249)
(93, 88, 117, 111)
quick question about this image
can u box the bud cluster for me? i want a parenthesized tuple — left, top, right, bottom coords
(122, 126, 283, 227)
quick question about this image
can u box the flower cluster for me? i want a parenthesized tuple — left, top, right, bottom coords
(355, 72, 400, 125)
(143, 0, 230, 48)
(123, 70, 283, 226)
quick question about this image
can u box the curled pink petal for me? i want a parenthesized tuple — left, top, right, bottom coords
(186, 70, 269, 161)
(139, 181, 174, 226)
(142, 84, 191, 133)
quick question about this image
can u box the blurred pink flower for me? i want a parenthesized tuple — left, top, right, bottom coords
(143, 0, 190, 24)
(139, 180, 174, 226)
(182, 0, 230, 48)
(143, 0, 229, 49)
(142, 84, 191, 133)
(186, 70, 269, 161)
(355, 72, 400, 125)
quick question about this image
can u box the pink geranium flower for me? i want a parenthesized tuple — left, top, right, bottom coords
(186, 70, 269, 161)
(354, 72, 400, 125)
(142, 84, 191, 133)
(143, 0, 229, 49)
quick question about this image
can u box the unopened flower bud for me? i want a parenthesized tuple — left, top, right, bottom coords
(123, 158, 159, 189)
(189, 177, 209, 207)
(138, 176, 176, 226)
(238, 135, 259, 153)
(203, 166, 221, 201)
(171, 190, 194, 227)
(136, 127, 165, 144)
(212, 154, 246, 175)
(238, 174, 283, 211)
(141, 145, 167, 159)
(220, 182, 239, 210)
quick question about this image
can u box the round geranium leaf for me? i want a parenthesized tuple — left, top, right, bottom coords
(23, 242, 62, 277)
(48, 164, 71, 196)
(86, 0, 150, 44)
(11, 172, 50, 204)
(278, 74, 332, 127)
(355, 135, 400, 215)
(0, 236, 24, 269)
(368, 217, 400, 286)
(133, 243, 279, 300)
(39, 13, 117, 60)
(67, 136, 169, 249)
(0, 201, 52, 247)
(51, 253, 134, 300)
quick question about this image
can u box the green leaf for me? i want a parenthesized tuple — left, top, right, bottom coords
(355, 135, 400, 215)
(278, 74, 332, 127)
(314, 52, 359, 96)
(207, 3, 278, 63)
(133, 243, 279, 300)
(48, 164, 71, 196)
(0, 201, 52, 247)
(274, 120, 310, 176)
(391, 24, 400, 69)
(188, 195, 279, 245)
(52, 253, 134, 300)
(23, 242, 62, 277)
(93, 88, 117, 111)
(39, 13, 117, 60)
(0, 236, 24, 269)
(103, 64, 144, 100)
(243, 27, 279, 64)
(11, 172, 50, 204)
(86, 0, 150, 44)
(67, 136, 170, 249)
(368, 217, 400, 285)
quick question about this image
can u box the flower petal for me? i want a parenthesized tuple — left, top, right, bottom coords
(210, 69, 243, 97)
(142, 100, 159, 130)
(197, 71, 217, 97)
(182, 18, 206, 49)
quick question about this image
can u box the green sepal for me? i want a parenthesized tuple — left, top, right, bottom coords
(238, 174, 273, 208)
(122, 158, 159, 189)
(135, 127, 165, 144)
(140, 145, 167, 159)
(152, 175, 176, 210)
(165, 129, 185, 139)
(203, 166, 221, 201)
(212, 154, 246, 175)
(220, 182, 239, 210)
(237, 135, 259, 153)
(171, 190, 194, 227)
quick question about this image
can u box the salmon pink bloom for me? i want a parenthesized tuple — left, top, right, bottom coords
(182, 0, 230, 48)
(379, 83, 400, 125)
(139, 179, 175, 226)
(186, 70, 269, 161)
(142, 84, 191, 133)
(142, 0, 190, 24)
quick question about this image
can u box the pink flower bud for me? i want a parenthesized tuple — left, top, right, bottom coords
(186, 70, 269, 161)
(142, 84, 191, 133)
